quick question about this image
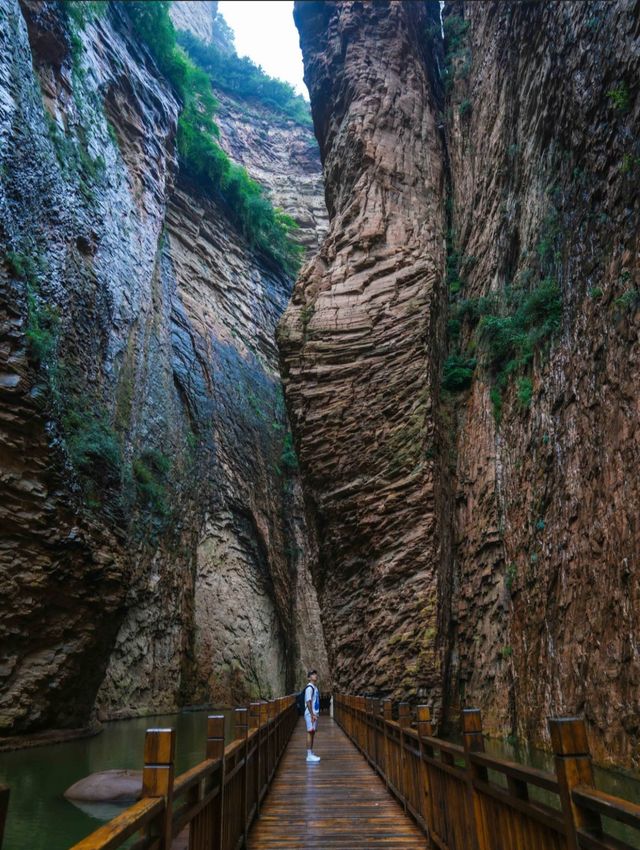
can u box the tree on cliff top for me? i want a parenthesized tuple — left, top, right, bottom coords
(176, 29, 312, 127)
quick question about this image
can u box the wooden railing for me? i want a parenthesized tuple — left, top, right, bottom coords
(66, 695, 297, 850)
(335, 693, 640, 850)
(0, 785, 8, 848)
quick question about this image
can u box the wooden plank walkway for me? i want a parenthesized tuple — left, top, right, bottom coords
(248, 716, 427, 849)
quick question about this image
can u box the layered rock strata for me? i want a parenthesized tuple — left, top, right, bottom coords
(0, 0, 327, 735)
(288, 0, 639, 768)
(443, 0, 640, 767)
(280, 1, 448, 701)
(215, 92, 328, 253)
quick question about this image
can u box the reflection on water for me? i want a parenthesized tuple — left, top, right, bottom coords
(67, 798, 136, 822)
(0, 708, 234, 850)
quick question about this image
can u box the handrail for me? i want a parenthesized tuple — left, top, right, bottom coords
(572, 786, 640, 832)
(469, 749, 560, 792)
(66, 694, 297, 850)
(0, 787, 10, 849)
(172, 758, 218, 797)
(68, 798, 165, 850)
(334, 693, 640, 850)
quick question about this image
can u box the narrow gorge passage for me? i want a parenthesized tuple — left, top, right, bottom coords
(1, 0, 640, 848)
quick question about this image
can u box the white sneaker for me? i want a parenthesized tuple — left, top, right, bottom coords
(306, 753, 321, 762)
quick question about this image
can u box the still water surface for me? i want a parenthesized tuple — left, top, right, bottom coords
(0, 709, 234, 850)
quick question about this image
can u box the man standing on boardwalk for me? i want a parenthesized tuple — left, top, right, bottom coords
(305, 669, 321, 762)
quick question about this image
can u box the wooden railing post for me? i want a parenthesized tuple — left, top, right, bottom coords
(549, 717, 602, 850)
(264, 701, 271, 782)
(364, 697, 371, 759)
(398, 703, 411, 812)
(142, 728, 176, 850)
(268, 700, 276, 780)
(462, 709, 489, 850)
(382, 699, 393, 791)
(0, 784, 9, 848)
(345, 692, 349, 732)
(206, 715, 226, 850)
(235, 707, 249, 844)
(273, 698, 279, 763)
(249, 702, 261, 820)
(353, 694, 358, 741)
(370, 698, 381, 769)
(259, 702, 269, 803)
(276, 698, 282, 760)
(417, 705, 434, 834)
(207, 714, 226, 760)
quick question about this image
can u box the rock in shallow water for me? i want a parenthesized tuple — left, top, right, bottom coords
(64, 769, 142, 803)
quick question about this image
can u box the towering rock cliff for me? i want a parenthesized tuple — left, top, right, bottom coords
(443, 0, 640, 767)
(280, 0, 449, 701)
(287, 0, 639, 767)
(0, 0, 327, 736)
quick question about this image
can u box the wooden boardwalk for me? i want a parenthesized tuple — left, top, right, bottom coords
(248, 716, 427, 849)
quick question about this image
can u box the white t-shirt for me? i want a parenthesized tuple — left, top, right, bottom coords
(304, 683, 320, 714)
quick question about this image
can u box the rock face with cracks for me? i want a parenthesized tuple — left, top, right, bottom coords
(287, 0, 640, 769)
(442, 0, 640, 769)
(0, 0, 327, 736)
(280, 0, 448, 703)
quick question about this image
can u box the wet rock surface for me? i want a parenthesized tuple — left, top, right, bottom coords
(0, 0, 327, 735)
(64, 769, 142, 803)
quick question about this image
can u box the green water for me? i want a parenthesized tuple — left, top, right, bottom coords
(0, 709, 234, 850)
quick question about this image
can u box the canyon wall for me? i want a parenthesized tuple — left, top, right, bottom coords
(280, 0, 449, 702)
(0, 0, 327, 736)
(443, 0, 640, 767)
(289, 0, 639, 767)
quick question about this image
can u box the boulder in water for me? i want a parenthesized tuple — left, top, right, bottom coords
(64, 769, 142, 803)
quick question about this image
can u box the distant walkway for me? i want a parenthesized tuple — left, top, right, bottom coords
(248, 716, 427, 849)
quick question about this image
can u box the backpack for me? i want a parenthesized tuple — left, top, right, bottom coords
(295, 687, 307, 716)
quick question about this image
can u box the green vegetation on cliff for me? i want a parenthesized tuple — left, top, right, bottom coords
(176, 30, 312, 127)
(443, 13, 471, 92)
(122, 1, 302, 275)
(442, 218, 562, 420)
(441, 353, 476, 392)
(477, 279, 562, 376)
(443, 277, 561, 418)
(6, 247, 175, 526)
